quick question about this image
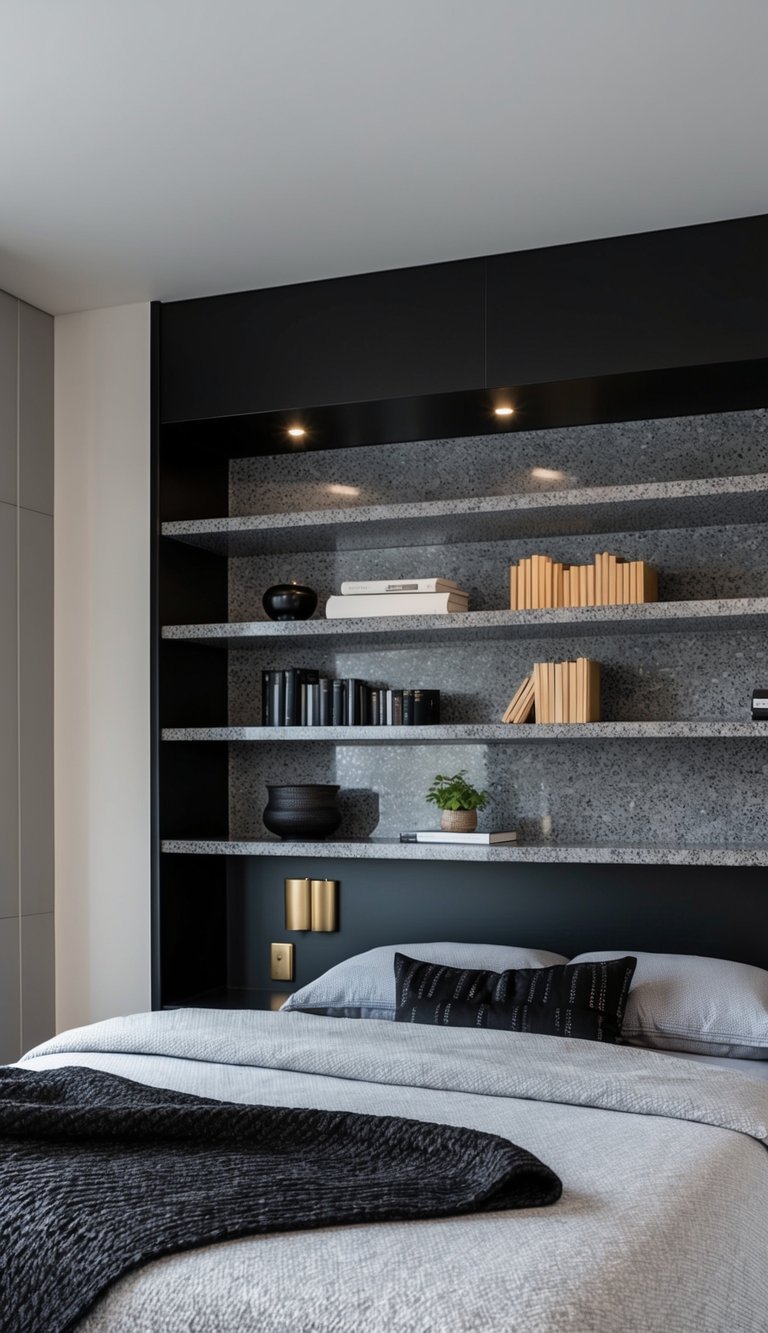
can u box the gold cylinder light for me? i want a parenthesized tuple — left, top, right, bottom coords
(310, 878, 339, 932)
(284, 877, 311, 931)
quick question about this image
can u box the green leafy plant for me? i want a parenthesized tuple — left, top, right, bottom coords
(426, 770, 488, 812)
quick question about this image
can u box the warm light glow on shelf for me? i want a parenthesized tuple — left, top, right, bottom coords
(287, 426, 306, 438)
(531, 466, 567, 481)
(326, 483, 361, 497)
(494, 405, 515, 417)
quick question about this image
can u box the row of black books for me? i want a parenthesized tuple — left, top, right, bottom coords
(262, 670, 441, 726)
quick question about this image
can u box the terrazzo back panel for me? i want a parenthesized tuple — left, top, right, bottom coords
(228, 738, 768, 847)
(230, 408, 768, 514)
(228, 524, 768, 619)
(228, 630, 763, 726)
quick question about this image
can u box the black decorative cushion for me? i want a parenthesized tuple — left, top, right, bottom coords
(394, 952, 637, 1043)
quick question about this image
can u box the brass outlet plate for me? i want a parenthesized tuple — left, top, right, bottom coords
(270, 942, 295, 981)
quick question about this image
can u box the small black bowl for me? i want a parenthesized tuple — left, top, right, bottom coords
(262, 582, 318, 621)
(263, 784, 342, 840)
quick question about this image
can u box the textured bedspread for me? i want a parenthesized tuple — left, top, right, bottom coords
(22, 1008, 768, 1333)
(0, 1063, 558, 1333)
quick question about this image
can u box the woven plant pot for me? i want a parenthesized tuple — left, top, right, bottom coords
(440, 809, 477, 833)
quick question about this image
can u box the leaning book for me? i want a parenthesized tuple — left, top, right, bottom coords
(399, 830, 518, 844)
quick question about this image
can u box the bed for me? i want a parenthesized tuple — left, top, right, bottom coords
(18, 996, 768, 1333)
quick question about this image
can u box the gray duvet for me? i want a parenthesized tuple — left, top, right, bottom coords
(21, 1008, 768, 1333)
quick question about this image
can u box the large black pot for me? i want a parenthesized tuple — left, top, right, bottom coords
(262, 582, 318, 621)
(263, 784, 342, 840)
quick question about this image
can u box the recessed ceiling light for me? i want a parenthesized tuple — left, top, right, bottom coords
(287, 426, 306, 438)
(494, 405, 514, 417)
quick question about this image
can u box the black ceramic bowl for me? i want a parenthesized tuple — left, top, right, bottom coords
(262, 582, 318, 621)
(263, 784, 342, 840)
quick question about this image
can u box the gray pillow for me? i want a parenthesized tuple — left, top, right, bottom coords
(282, 941, 568, 1020)
(570, 950, 768, 1059)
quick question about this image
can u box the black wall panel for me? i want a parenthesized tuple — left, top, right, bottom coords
(160, 259, 485, 422)
(227, 856, 768, 993)
(486, 215, 768, 387)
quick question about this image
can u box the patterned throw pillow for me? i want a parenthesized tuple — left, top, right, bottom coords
(394, 952, 637, 1043)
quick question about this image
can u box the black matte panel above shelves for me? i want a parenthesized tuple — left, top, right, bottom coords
(486, 216, 768, 386)
(160, 259, 484, 422)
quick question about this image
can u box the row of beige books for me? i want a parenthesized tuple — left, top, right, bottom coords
(509, 553, 658, 610)
(502, 659, 601, 724)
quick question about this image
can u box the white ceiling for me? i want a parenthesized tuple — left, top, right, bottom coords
(1, 0, 767, 315)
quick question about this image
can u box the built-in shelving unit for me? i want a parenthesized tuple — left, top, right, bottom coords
(153, 230, 768, 1014)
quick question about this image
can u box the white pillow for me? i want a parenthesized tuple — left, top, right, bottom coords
(570, 950, 768, 1059)
(282, 941, 568, 1020)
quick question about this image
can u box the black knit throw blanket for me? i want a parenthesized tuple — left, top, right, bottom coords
(0, 1065, 561, 1333)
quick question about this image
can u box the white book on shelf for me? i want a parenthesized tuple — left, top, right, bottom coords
(326, 592, 469, 618)
(340, 578, 463, 595)
(399, 830, 518, 844)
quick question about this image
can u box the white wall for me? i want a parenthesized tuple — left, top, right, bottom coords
(54, 302, 151, 1031)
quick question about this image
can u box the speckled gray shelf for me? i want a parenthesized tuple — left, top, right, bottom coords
(162, 721, 768, 744)
(162, 472, 768, 556)
(160, 839, 768, 867)
(162, 597, 768, 647)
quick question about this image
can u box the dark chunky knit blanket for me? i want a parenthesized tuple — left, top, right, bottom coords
(0, 1065, 561, 1333)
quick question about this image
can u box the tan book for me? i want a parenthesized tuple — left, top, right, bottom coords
(594, 554, 601, 605)
(539, 554, 548, 610)
(568, 660, 578, 723)
(619, 561, 629, 604)
(545, 557, 554, 609)
(548, 661, 556, 725)
(554, 662, 563, 724)
(509, 564, 517, 611)
(555, 562, 564, 609)
(587, 564, 595, 607)
(541, 660, 550, 724)
(511, 676, 536, 723)
(578, 565, 587, 608)
(576, 656, 585, 723)
(533, 662, 543, 723)
(522, 558, 531, 610)
(628, 561, 637, 605)
(563, 567, 572, 608)
(536, 554, 546, 610)
(608, 555, 617, 606)
(502, 675, 530, 723)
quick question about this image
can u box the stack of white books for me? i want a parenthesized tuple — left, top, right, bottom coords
(325, 578, 470, 619)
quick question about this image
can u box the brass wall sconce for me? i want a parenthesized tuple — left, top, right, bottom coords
(284, 876, 339, 932)
(284, 877, 312, 931)
(310, 878, 338, 932)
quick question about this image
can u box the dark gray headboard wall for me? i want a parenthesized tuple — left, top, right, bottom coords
(227, 856, 768, 992)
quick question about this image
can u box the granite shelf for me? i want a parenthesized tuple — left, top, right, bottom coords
(161, 597, 768, 648)
(161, 472, 768, 556)
(162, 721, 768, 744)
(160, 838, 768, 867)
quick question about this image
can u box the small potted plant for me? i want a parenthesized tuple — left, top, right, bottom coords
(426, 770, 488, 833)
